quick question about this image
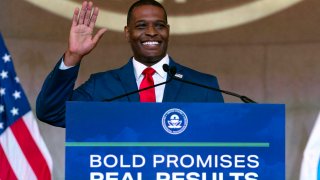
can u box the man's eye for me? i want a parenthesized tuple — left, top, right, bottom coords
(136, 24, 146, 29)
(155, 23, 166, 29)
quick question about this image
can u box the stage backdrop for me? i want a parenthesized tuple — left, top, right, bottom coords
(1, 0, 320, 179)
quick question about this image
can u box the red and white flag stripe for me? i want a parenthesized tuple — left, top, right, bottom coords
(0, 112, 52, 180)
(300, 112, 320, 180)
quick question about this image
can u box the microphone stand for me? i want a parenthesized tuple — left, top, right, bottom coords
(103, 76, 174, 102)
(171, 76, 256, 103)
(104, 64, 256, 103)
(164, 64, 256, 103)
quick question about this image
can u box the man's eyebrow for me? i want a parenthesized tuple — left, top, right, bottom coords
(155, 20, 167, 23)
(135, 20, 147, 24)
(134, 19, 167, 23)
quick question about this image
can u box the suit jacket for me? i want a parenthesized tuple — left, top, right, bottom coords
(36, 57, 224, 127)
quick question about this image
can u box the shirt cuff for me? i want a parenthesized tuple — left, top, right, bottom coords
(59, 58, 75, 70)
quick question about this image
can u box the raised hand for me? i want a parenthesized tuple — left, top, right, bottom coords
(64, 1, 107, 66)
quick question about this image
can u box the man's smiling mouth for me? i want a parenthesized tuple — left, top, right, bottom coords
(142, 41, 160, 47)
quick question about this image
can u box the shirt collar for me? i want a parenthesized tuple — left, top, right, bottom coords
(132, 54, 169, 80)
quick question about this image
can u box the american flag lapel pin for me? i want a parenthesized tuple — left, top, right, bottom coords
(175, 73, 183, 79)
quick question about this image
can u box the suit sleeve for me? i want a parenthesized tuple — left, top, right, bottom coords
(206, 76, 224, 102)
(36, 58, 81, 127)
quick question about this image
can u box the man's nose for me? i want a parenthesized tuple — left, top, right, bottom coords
(145, 25, 158, 36)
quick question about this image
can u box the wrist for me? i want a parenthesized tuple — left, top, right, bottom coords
(64, 50, 83, 66)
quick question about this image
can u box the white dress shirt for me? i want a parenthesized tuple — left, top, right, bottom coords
(60, 55, 169, 102)
(132, 55, 169, 102)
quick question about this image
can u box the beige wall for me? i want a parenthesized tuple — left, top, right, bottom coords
(1, 0, 320, 179)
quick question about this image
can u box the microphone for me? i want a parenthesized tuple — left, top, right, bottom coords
(163, 64, 256, 103)
(103, 68, 174, 102)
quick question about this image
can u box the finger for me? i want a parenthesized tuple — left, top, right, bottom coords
(92, 28, 108, 44)
(72, 7, 80, 27)
(78, 1, 88, 25)
(89, 7, 99, 29)
(84, 1, 93, 26)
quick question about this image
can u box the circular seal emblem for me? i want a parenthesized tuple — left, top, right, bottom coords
(162, 108, 188, 135)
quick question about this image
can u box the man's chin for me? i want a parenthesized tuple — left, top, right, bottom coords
(135, 55, 164, 66)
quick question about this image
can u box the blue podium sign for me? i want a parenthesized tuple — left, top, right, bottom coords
(65, 102, 285, 180)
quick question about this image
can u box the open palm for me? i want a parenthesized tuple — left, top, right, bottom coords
(65, 1, 107, 66)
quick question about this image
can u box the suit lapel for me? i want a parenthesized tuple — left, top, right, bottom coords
(162, 59, 183, 102)
(117, 58, 184, 102)
(117, 59, 140, 102)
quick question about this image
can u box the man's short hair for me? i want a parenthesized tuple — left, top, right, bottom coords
(127, 0, 168, 25)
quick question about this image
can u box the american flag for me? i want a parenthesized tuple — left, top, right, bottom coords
(300, 112, 320, 180)
(0, 34, 52, 179)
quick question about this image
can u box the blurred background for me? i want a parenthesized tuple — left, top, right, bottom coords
(1, 0, 320, 179)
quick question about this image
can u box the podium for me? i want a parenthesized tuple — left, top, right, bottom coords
(65, 102, 285, 180)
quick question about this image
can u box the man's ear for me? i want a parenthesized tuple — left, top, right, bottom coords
(124, 26, 130, 42)
(167, 24, 170, 41)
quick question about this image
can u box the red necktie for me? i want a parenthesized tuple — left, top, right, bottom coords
(139, 67, 156, 102)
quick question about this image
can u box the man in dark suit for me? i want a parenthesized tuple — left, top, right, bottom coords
(36, 0, 224, 128)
